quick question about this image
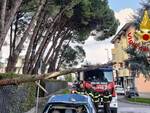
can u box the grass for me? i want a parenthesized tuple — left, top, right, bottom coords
(128, 97, 150, 104)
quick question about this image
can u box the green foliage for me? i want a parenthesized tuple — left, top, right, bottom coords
(54, 0, 119, 40)
(64, 74, 74, 82)
(21, 83, 36, 112)
(0, 72, 19, 79)
(21, 0, 39, 12)
(61, 45, 86, 67)
(126, 47, 150, 78)
(69, 0, 119, 40)
(125, 2, 150, 78)
(10, 0, 118, 72)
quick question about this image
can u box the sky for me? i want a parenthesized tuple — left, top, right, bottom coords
(83, 0, 142, 64)
(108, 0, 141, 12)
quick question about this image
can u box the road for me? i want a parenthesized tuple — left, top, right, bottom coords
(118, 96, 150, 113)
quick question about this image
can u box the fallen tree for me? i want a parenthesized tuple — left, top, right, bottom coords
(0, 63, 114, 86)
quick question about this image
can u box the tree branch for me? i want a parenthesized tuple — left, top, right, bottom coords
(0, 63, 114, 86)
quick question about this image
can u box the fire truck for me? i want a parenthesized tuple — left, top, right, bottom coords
(75, 66, 118, 113)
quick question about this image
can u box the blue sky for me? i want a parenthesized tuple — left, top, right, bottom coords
(108, 0, 142, 11)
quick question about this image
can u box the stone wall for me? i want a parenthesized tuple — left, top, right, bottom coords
(0, 80, 67, 113)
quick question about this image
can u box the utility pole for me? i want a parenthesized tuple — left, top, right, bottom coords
(35, 59, 48, 113)
(105, 49, 110, 62)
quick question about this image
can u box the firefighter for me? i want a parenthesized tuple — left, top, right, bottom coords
(76, 81, 85, 95)
(85, 88, 101, 111)
(103, 89, 112, 113)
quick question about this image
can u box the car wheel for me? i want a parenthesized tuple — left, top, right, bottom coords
(128, 95, 131, 98)
(111, 108, 118, 113)
(136, 93, 139, 96)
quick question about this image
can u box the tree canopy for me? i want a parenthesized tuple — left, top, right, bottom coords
(0, 0, 118, 75)
(125, 0, 150, 78)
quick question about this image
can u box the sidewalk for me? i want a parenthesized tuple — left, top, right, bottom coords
(139, 92, 150, 98)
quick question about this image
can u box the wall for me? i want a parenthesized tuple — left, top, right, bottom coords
(112, 34, 130, 77)
(0, 80, 67, 113)
(136, 75, 150, 93)
(45, 80, 67, 96)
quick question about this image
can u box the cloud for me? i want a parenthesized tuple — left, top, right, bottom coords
(84, 42, 113, 64)
(115, 8, 136, 26)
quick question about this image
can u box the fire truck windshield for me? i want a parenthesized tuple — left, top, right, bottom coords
(84, 69, 113, 83)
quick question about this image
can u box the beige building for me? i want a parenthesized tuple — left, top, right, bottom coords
(0, 56, 24, 74)
(111, 23, 150, 93)
(111, 23, 132, 88)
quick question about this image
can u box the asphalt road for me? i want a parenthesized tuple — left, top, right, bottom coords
(118, 96, 150, 113)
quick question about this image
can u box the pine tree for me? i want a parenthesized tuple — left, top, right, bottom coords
(126, 0, 150, 78)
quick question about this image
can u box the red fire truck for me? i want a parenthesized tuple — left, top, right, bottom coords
(75, 66, 118, 113)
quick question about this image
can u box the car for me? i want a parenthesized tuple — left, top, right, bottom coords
(115, 85, 125, 95)
(125, 87, 139, 98)
(43, 94, 97, 113)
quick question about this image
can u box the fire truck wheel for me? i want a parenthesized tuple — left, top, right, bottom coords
(111, 108, 117, 113)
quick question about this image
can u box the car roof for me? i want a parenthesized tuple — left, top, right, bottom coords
(48, 94, 89, 104)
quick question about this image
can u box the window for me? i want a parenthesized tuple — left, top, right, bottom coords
(84, 69, 113, 83)
(43, 104, 88, 113)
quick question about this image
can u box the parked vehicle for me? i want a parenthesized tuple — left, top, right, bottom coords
(43, 94, 96, 113)
(115, 85, 125, 95)
(74, 66, 118, 113)
(125, 87, 139, 98)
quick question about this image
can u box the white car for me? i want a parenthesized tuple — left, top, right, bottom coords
(115, 85, 125, 95)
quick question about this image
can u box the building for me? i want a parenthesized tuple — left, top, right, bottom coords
(111, 23, 150, 94)
(111, 23, 132, 88)
(0, 53, 24, 74)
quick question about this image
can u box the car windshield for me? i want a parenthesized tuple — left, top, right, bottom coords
(116, 88, 124, 91)
(43, 103, 88, 113)
(84, 69, 113, 83)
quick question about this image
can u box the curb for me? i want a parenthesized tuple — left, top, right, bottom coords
(118, 97, 150, 106)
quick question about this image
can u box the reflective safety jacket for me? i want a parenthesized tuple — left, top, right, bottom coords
(103, 94, 112, 103)
(76, 91, 85, 95)
(86, 90, 101, 103)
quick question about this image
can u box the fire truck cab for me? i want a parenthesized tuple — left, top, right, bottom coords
(76, 66, 118, 113)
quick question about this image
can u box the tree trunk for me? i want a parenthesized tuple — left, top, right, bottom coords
(0, 63, 114, 86)
(0, 0, 7, 37)
(44, 29, 65, 64)
(56, 37, 72, 70)
(47, 30, 71, 73)
(0, 0, 22, 50)
(6, 0, 46, 72)
(23, 11, 46, 74)
(5, 54, 18, 72)
(25, 6, 69, 74)
(27, 21, 62, 74)
(15, 0, 47, 55)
